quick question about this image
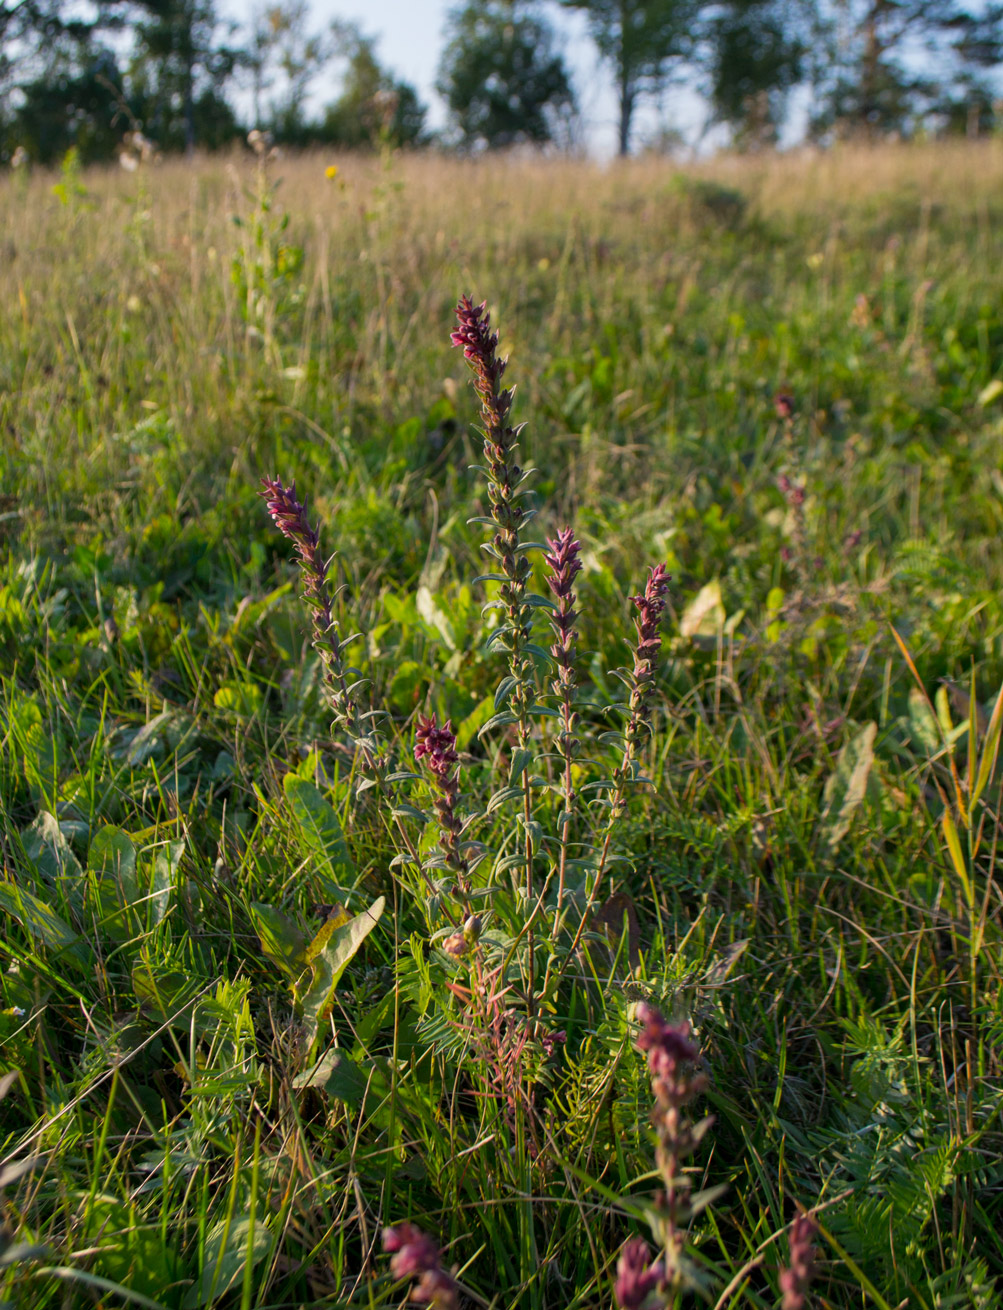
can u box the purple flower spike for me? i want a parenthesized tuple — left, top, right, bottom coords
(544, 527, 583, 911)
(414, 715, 469, 892)
(414, 715, 459, 778)
(634, 1005, 699, 1079)
(451, 295, 508, 404)
(450, 295, 534, 737)
(633, 1004, 706, 1116)
(615, 1237, 665, 1310)
(779, 1213, 818, 1310)
(630, 564, 671, 683)
(383, 1224, 458, 1310)
(260, 477, 352, 721)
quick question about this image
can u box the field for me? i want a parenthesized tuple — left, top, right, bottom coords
(2, 140, 1003, 1309)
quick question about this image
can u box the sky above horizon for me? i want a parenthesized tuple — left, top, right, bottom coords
(219, 0, 708, 156)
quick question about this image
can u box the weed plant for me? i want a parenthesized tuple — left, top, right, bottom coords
(1, 143, 1003, 1309)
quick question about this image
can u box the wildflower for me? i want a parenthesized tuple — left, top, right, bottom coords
(774, 390, 795, 420)
(615, 1237, 665, 1310)
(630, 566, 670, 696)
(777, 474, 806, 508)
(544, 527, 582, 694)
(325, 164, 339, 180)
(634, 1004, 701, 1095)
(414, 715, 469, 891)
(383, 1223, 458, 1310)
(544, 526, 582, 911)
(451, 296, 509, 403)
(451, 296, 533, 727)
(631, 1004, 712, 1289)
(565, 561, 670, 956)
(247, 128, 273, 156)
(414, 715, 459, 778)
(779, 1213, 818, 1310)
(615, 564, 671, 796)
(259, 477, 353, 724)
(11, 146, 28, 169)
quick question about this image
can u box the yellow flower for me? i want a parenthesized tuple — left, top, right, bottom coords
(325, 164, 339, 180)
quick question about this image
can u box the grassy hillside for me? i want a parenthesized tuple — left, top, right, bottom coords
(1, 140, 1002, 1309)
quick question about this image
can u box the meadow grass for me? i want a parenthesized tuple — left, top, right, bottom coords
(1, 140, 1003, 1309)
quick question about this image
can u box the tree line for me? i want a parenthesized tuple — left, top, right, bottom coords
(3, 0, 1002, 164)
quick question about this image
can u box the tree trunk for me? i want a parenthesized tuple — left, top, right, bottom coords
(184, 60, 195, 154)
(617, 0, 634, 158)
(618, 84, 635, 155)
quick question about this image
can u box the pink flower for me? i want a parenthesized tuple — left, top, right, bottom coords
(615, 1237, 665, 1310)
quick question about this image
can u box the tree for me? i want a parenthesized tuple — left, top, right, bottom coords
(704, 0, 804, 147)
(0, 0, 134, 161)
(131, 0, 237, 152)
(7, 47, 124, 162)
(437, 1, 575, 151)
(807, 0, 1003, 139)
(322, 21, 426, 148)
(561, 0, 697, 155)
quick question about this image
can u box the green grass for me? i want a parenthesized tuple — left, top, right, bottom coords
(1, 139, 1003, 1308)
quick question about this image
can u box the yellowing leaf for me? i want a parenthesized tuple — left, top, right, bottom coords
(821, 722, 877, 851)
(680, 580, 725, 642)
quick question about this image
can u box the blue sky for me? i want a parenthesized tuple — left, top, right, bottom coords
(220, 0, 707, 155)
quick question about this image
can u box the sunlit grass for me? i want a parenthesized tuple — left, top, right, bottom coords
(1, 140, 1002, 1308)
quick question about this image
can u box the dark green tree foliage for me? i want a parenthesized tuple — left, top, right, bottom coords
(322, 21, 427, 148)
(0, 0, 133, 161)
(131, 0, 237, 151)
(808, 0, 1003, 138)
(8, 48, 125, 162)
(437, 1, 575, 151)
(562, 0, 697, 155)
(706, 0, 803, 146)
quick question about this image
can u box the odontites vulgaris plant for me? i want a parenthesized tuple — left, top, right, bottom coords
(613, 1004, 720, 1304)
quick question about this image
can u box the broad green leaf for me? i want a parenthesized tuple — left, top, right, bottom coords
(21, 811, 82, 904)
(89, 827, 137, 885)
(283, 774, 355, 894)
(292, 1050, 382, 1104)
(906, 687, 940, 754)
(821, 722, 877, 851)
(149, 839, 184, 925)
(87, 827, 139, 940)
(248, 902, 308, 981)
(304, 904, 352, 964)
(0, 883, 91, 968)
(213, 682, 263, 716)
(132, 958, 201, 1030)
(79, 1194, 177, 1303)
(124, 711, 172, 766)
(387, 659, 425, 714)
(300, 896, 384, 1055)
(183, 1214, 271, 1309)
